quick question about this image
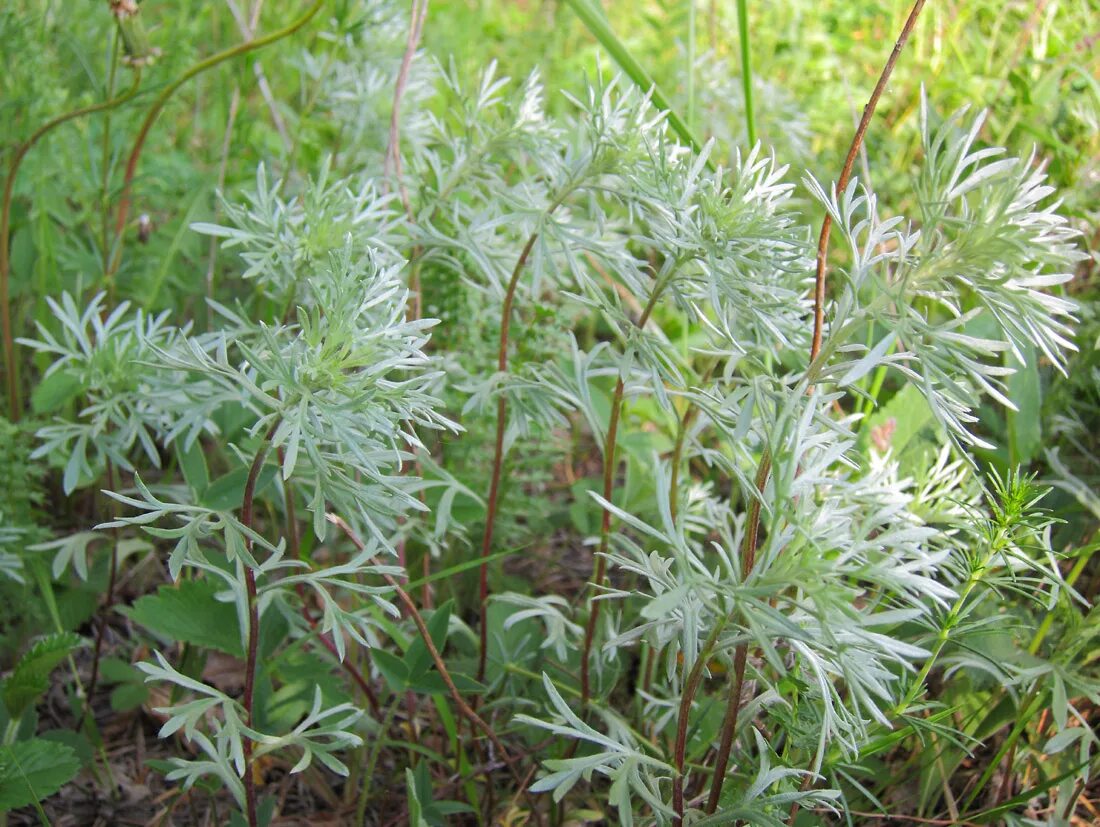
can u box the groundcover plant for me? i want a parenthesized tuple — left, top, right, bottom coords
(1, 0, 1098, 824)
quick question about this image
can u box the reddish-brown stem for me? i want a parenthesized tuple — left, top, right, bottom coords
(579, 280, 669, 704)
(327, 514, 543, 823)
(810, 0, 927, 363)
(1, 71, 143, 420)
(107, 0, 325, 283)
(671, 449, 768, 823)
(384, 0, 429, 216)
(240, 420, 280, 827)
(671, 616, 730, 825)
(276, 446, 382, 715)
(80, 460, 122, 731)
(579, 374, 624, 703)
(792, 6, 926, 821)
(476, 230, 540, 682)
(707, 644, 748, 813)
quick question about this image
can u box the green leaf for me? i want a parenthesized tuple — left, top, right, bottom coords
(2, 633, 81, 719)
(176, 440, 210, 495)
(405, 767, 430, 827)
(862, 383, 934, 458)
(407, 671, 485, 696)
(124, 579, 243, 656)
(1005, 343, 1042, 466)
(30, 370, 82, 415)
(371, 649, 409, 692)
(405, 600, 452, 680)
(0, 738, 81, 810)
(200, 464, 277, 511)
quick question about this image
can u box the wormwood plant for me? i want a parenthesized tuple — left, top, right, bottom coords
(6, 1, 1098, 824)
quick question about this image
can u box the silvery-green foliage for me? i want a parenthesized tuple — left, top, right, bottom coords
(19, 291, 184, 492)
(516, 675, 674, 827)
(29, 230, 455, 800)
(192, 160, 403, 301)
(804, 93, 1083, 449)
(511, 93, 1082, 821)
(148, 245, 457, 545)
(493, 593, 583, 662)
(137, 653, 362, 807)
(306, 0, 437, 169)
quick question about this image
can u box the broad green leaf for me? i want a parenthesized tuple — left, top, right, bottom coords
(200, 464, 277, 511)
(30, 370, 82, 415)
(1006, 343, 1041, 465)
(405, 600, 453, 680)
(176, 440, 209, 495)
(2, 632, 81, 719)
(371, 649, 409, 692)
(124, 579, 243, 656)
(0, 738, 81, 810)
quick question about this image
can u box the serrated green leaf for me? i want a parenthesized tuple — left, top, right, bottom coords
(2, 632, 81, 719)
(0, 738, 81, 810)
(124, 579, 243, 656)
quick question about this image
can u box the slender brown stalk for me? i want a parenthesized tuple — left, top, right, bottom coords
(671, 616, 730, 825)
(476, 230, 540, 682)
(384, 0, 429, 215)
(107, 0, 325, 283)
(80, 460, 122, 731)
(703, 449, 769, 814)
(580, 281, 669, 704)
(240, 420, 280, 827)
(810, 0, 927, 363)
(276, 446, 382, 716)
(327, 514, 543, 823)
(1, 71, 143, 420)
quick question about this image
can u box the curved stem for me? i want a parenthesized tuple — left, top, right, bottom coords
(735, 0, 755, 147)
(476, 229, 540, 682)
(810, 0, 927, 363)
(1, 71, 143, 420)
(580, 277, 671, 704)
(107, 0, 326, 283)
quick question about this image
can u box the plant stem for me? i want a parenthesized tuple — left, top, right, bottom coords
(107, 0, 326, 284)
(810, 0, 927, 363)
(735, 0, 755, 147)
(477, 228, 540, 683)
(703, 449, 770, 814)
(357, 697, 401, 826)
(580, 276, 671, 704)
(672, 615, 730, 826)
(81, 460, 121, 730)
(328, 513, 543, 824)
(240, 420, 280, 827)
(1, 70, 143, 421)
